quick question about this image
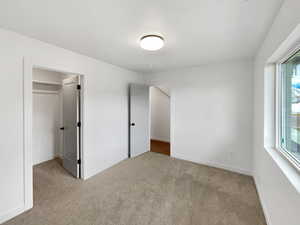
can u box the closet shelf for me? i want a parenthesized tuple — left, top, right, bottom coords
(32, 80, 62, 86)
(32, 90, 60, 94)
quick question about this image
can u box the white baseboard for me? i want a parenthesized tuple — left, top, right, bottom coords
(83, 155, 128, 180)
(0, 205, 25, 224)
(254, 176, 272, 225)
(204, 161, 252, 176)
(199, 161, 252, 176)
(171, 154, 252, 176)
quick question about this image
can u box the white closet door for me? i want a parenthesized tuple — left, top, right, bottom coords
(129, 84, 150, 157)
(62, 76, 80, 178)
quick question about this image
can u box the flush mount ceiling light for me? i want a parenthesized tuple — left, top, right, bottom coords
(140, 35, 164, 51)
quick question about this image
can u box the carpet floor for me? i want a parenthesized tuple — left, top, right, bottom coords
(4, 152, 266, 225)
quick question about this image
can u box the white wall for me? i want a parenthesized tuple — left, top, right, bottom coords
(32, 93, 60, 165)
(146, 60, 253, 175)
(150, 87, 170, 142)
(253, 1, 300, 225)
(0, 28, 144, 223)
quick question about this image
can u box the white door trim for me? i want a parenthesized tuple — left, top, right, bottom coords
(23, 57, 85, 212)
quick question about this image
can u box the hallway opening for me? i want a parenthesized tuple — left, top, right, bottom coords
(150, 86, 170, 156)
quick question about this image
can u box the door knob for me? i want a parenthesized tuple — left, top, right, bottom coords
(131, 123, 135, 126)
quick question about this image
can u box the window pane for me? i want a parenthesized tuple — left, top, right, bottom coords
(281, 50, 300, 163)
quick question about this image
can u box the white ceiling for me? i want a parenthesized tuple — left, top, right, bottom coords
(0, 0, 283, 72)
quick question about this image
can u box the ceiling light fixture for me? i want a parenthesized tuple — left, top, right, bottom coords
(140, 35, 164, 51)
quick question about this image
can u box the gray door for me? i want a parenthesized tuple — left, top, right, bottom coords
(62, 76, 80, 178)
(129, 84, 150, 158)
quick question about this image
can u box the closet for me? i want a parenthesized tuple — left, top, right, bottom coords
(32, 68, 65, 165)
(32, 68, 82, 178)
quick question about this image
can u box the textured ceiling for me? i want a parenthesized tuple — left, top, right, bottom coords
(0, 0, 283, 72)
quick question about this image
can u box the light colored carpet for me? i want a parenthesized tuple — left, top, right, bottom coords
(4, 152, 266, 225)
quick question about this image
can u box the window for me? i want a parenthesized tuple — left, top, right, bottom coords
(278, 49, 300, 169)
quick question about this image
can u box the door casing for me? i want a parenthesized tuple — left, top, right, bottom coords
(23, 58, 85, 212)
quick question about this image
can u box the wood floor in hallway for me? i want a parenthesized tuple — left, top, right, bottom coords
(150, 139, 170, 156)
(4, 152, 266, 225)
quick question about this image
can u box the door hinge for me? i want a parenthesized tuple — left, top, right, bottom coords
(77, 159, 81, 164)
(77, 84, 81, 90)
(77, 121, 81, 127)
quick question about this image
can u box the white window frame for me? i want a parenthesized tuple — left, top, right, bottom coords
(276, 45, 300, 172)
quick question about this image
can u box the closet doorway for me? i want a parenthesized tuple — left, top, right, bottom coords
(32, 68, 82, 178)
